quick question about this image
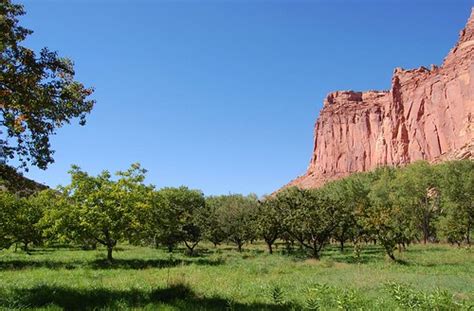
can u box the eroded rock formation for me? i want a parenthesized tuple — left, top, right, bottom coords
(286, 8, 474, 189)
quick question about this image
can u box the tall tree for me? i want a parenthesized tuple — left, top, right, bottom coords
(365, 168, 417, 260)
(201, 196, 227, 247)
(437, 160, 474, 245)
(0, 191, 17, 249)
(393, 161, 439, 244)
(0, 190, 44, 251)
(148, 186, 205, 254)
(277, 187, 339, 259)
(0, 1, 94, 169)
(218, 194, 258, 252)
(256, 197, 282, 254)
(59, 163, 149, 261)
(324, 179, 357, 252)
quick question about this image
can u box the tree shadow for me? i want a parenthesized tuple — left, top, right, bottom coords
(329, 255, 380, 264)
(2, 284, 296, 310)
(0, 259, 81, 270)
(279, 244, 386, 264)
(90, 257, 224, 269)
(0, 257, 224, 271)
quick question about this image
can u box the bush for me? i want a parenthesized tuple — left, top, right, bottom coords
(385, 282, 470, 310)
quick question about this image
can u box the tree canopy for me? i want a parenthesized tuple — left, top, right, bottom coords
(0, 0, 94, 169)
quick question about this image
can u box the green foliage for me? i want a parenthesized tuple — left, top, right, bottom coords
(207, 194, 258, 252)
(256, 197, 282, 254)
(304, 284, 332, 310)
(0, 190, 45, 250)
(324, 179, 358, 252)
(0, 1, 95, 169)
(363, 167, 417, 260)
(10, 193, 44, 250)
(54, 163, 151, 260)
(304, 284, 366, 310)
(385, 282, 469, 310)
(276, 187, 339, 259)
(147, 186, 205, 253)
(270, 284, 285, 306)
(39, 189, 89, 247)
(0, 191, 17, 248)
(393, 161, 440, 244)
(2, 159, 473, 265)
(436, 160, 474, 245)
(201, 196, 227, 247)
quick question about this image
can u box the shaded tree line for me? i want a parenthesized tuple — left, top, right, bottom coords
(0, 160, 472, 261)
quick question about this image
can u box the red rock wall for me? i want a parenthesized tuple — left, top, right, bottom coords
(286, 8, 474, 189)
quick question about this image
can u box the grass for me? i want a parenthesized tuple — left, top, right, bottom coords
(0, 243, 473, 310)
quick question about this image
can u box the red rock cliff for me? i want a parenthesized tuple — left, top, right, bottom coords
(286, 8, 474, 189)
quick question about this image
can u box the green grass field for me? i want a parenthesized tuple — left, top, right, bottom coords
(0, 243, 472, 310)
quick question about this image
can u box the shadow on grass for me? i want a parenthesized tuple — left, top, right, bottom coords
(90, 257, 224, 269)
(1, 284, 295, 311)
(280, 244, 388, 264)
(0, 257, 224, 271)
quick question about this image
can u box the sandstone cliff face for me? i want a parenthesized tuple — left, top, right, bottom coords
(287, 8, 474, 189)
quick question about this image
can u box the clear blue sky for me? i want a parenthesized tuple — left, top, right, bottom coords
(20, 0, 473, 196)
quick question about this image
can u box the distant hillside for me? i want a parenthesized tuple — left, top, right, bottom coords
(0, 165, 48, 196)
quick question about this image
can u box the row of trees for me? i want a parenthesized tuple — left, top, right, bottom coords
(0, 160, 472, 261)
(268, 159, 472, 260)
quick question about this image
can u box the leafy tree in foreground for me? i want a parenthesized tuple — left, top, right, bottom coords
(0, 1, 94, 169)
(59, 163, 149, 261)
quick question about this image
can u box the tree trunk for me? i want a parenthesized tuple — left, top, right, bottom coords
(284, 239, 292, 253)
(107, 245, 113, 261)
(184, 241, 198, 255)
(266, 241, 273, 254)
(385, 246, 395, 261)
(340, 239, 344, 252)
(388, 252, 395, 261)
(311, 241, 320, 260)
(23, 241, 28, 252)
(153, 234, 158, 248)
(467, 222, 471, 245)
(103, 229, 115, 261)
(237, 242, 242, 252)
(423, 223, 428, 244)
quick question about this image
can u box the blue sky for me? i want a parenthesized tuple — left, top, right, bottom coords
(20, 0, 473, 196)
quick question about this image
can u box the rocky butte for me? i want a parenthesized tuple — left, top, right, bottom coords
(285, 8, 474, 189)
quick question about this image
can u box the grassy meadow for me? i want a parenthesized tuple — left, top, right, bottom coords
(0, 243, 473, 310)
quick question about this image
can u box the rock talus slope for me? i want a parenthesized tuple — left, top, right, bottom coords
(286, 8, 474, 189)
